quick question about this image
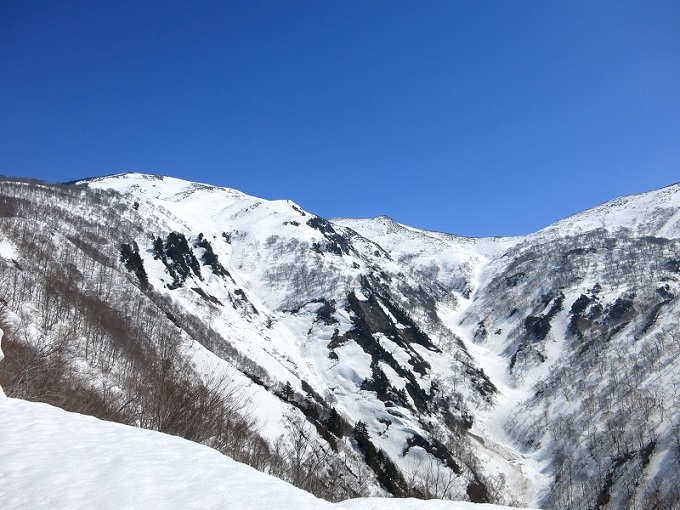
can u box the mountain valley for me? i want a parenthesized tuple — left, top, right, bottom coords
(1, 173, 679, 509)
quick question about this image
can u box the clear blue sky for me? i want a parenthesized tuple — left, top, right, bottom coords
(2, 1, 679, 236)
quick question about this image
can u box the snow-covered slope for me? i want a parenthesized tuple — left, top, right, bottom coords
(0, 396, 527, 510)
(2, 173, 680, 509)
(77, 173, 507, 501)
(334, 182, 680, 295)
(540, 182, 680, 238)
(75, 174, 680, 507)
(332, 216, 517, 297)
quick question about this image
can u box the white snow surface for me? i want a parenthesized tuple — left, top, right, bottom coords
(0, 396, 529, 510)
(0, 237, 17, 261)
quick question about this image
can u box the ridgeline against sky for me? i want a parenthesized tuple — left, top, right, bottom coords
(1, 1, 679, 236)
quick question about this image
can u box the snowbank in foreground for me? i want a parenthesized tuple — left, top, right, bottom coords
(0, 397, 531, 510)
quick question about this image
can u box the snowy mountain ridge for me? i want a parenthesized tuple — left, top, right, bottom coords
(1, 173, 680, 509)
(541, 182, 680, 238)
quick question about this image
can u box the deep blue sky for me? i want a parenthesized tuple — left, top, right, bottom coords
(2, 1, 679, 236)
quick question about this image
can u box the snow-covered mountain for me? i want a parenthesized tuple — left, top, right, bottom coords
(1, 173, 679, 509)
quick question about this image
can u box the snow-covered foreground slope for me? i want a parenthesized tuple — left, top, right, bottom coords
(0, 395, 527, 510)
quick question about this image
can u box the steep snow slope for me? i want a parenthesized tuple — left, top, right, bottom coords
(331, 218, 552, 500)
(79, 173, 513, 503)
(0, 396, 528, 510)
(328, 184, 680, 508)
(460, 190, 680, 508)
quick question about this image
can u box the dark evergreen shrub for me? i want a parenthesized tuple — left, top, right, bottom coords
(120, 242, 149, 288)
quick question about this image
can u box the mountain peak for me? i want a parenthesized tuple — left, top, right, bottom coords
(80, 172, 247, 202)
(539, 182, 680, 239)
